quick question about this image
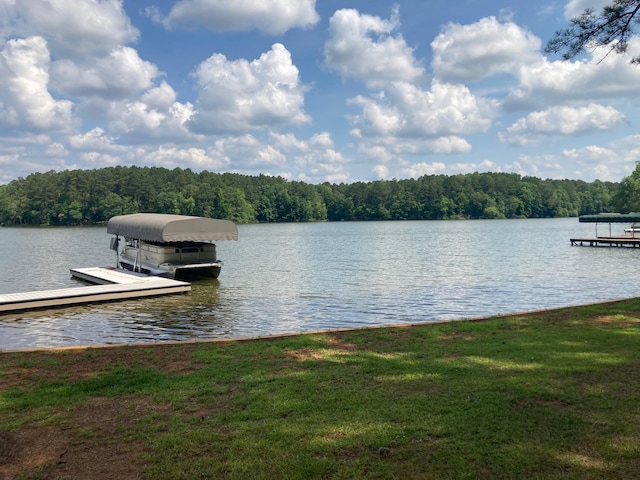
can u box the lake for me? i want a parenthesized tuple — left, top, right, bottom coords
(1, 218, 638, 350)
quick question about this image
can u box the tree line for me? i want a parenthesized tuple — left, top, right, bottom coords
(0, 166, 621, 226)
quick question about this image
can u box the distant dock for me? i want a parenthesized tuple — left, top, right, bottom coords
(570, 236, 640, 247)
(572, 213, 640, 247)
(0, 267, 190, 314)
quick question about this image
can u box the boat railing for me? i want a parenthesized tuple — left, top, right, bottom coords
(177, 246, 216, 263)
(129, 243, 217, 264)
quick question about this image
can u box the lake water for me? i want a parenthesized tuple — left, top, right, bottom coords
(1, 218, 638, 351)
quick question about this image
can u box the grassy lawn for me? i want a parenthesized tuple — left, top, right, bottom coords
(1, 299, 640, 479)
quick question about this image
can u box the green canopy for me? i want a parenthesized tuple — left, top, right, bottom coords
(579, 213, 640, 223)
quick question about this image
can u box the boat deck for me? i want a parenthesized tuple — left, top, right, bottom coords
(570, 236, 640, 247)
(0, 267, 191, 314)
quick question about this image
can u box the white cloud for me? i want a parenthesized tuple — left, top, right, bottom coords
(51, 46, 159, 99)
(505, 39, 640, 110)
(80, 151, 122, 166)
(12, 0, 139, 58)
(309, 132, 334, 149)
(45, 142, 67, 157)
(499, 104, 626, 146)
(360, 144, 393, 163)
(515, 153, 564, 178)
(426, 136, 473, 154)
(112, 102, 164, 132)
(348, 81, 498, 139)
(294, 146, 349, 182)
(0, 36, 73, 132)
(256, 145, 286, 167)
(271, 130, 350, 182)
(400, 162, 446, 178)
(135, 145, 225, 170)
(564, 0, 610, 19)
(374, 164, 389, 179)
(141, 81, 177, 111)
(358, 136, 472, 164)
(270, 132, 309, 151)
(209, 135, 268, 168)
(106, 92, 198, 144)
(188, 43, 310, 134)
(561, 145, 623, 181)
(68, 127, 123, 151)
(324, 6, 424, 87)
(563, 144, 617, 163)
(154, 0, 319, 35)
(431, 16, 541, 83)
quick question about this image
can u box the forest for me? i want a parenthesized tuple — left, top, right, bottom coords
(0, 166, 622, 226)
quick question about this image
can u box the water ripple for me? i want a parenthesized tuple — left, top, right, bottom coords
(2, 218, 640, 350)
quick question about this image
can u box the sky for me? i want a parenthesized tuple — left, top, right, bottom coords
(1, 0, 639, 185)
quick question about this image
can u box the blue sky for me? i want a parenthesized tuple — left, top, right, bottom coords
(2, 0, 638, 185)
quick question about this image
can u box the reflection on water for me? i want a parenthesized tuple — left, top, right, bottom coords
(2, 218, 640, 350)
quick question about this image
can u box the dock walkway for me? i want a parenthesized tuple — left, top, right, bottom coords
(0, 267, 190, 314)
(570, 236, 640, 247)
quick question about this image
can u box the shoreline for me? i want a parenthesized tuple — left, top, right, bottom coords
(1, 296, 633, 354)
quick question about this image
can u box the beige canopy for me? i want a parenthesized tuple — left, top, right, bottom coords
(107, 213, 238, 242)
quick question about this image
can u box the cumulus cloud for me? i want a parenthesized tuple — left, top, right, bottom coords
(51, 46, 159, 99)
(0, 36, 73, 132)
(270, 131, 350, 183)
(505, 38, 640, 110)
(348, 81, 498, 139)
(80, 151, 122, 166)
(373, 165, 389, 179)
(431, 16, 541, 83)
(141, 81, 177, 111)
(400, 162, 446, 178)
(152, 0, 319, 35)
(499, 104, 626, 146)
(45, 142, 67, 157)
(324, 6, 424, 87)
(68, 127, 124, 151)
(358, 136, 471, 166)
(108, 98, 197, 144)
(562, 145, 623, 181)
(12, 0, 139, 58)
(188, 43, 310, 134)
(130, 145, 226, 170)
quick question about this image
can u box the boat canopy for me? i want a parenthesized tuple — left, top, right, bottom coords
(107, 213, 238, 242)
(579, 213, 640, 223)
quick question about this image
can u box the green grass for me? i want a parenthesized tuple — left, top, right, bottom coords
(2, 299, 640, 479)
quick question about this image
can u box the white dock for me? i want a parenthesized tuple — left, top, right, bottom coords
(0, 267, 191, 314)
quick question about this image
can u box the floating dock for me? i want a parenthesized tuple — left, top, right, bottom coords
(572, 213, 640, 247)
(570, 236, 640, 247)
(0, 267, 190, 314)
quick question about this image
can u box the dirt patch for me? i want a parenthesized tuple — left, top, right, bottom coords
(0, 431, 20, 465)
(0, 344, 190, 480)
(48, 437, 148, 480)
(0, 426, 71, 480)
(286, 335, 358, 362)
(590, 315, 640, 327)
(324, 336, 358, 351)
(288, 347, 329, 361)
(0, 396, 157, 480)
(0, 344, 204, 393)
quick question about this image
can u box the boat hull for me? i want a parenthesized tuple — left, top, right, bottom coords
(118, 257, 223, 280)
(115, 238, 225, 280)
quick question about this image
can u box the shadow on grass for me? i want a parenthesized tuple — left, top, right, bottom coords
(2, 299, 640, 479)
